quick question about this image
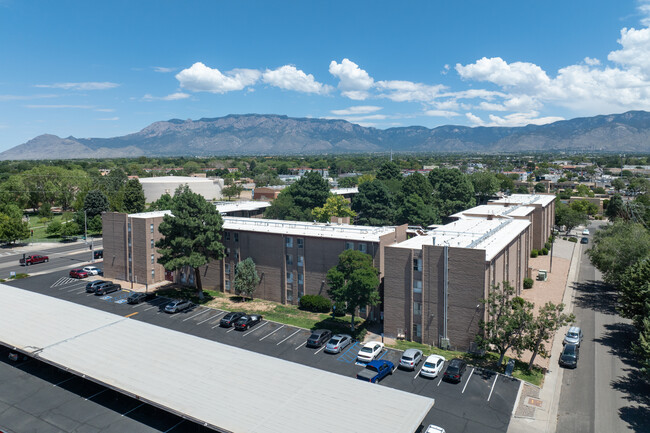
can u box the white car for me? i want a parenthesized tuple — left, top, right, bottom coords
(357, 341, 384, 363)
(582, 228, 589, 235)
(82, 266, 102, 276)
(425, 425, 446, 433)
(420, 355, 446, 378)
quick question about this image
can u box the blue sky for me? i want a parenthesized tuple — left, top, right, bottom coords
(1, 0, 650, 152)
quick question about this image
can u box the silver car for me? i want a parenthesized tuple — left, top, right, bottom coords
(324, 334, 353, 354)
(399, 348, 423, 370)
(165, 299, 192, 314)
(563, 326, 583, 347)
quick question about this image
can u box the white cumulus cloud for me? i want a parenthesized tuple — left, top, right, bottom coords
(455, 57, 550, 90)
(329, 59, 375, 100)
(176, 62, 261, 93)
(262, 65, 331, 94)
(34, 82, 119, 90)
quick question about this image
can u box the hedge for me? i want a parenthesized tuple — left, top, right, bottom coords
(523, 278, 534, 289)
(530, 249, 539, 258)
(299, 294, 332, 313)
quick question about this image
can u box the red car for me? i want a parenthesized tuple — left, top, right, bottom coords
(69, 268, 89, 279)
(19, 254, 49, 266)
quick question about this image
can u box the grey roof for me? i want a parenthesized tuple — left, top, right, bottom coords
(0, 285, 433, 433)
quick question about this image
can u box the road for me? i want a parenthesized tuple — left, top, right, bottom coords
(556, 221, 650, 433)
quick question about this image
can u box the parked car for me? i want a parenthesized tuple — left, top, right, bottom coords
(69, 268, 89, 279)
(306, 329, 332, 348)
(420, 355, 446, 378)
(357, 341, 384, 363)
(220, 312, 245, 327)
(356, 360, 394, 383)
(126, 292, 157, 304)
(82, 266, 102, 276)
(425, 425, 446, 433)
(95, 283, 121, 296)
(443, 358, 467, 383)
(85, 280, 108, 293)
(580, 237, 589, 244)
(94, 249, 104, 259)
(563, 326, 583, 347)
(234, 314, 263, 330)
(559, 343, 580, 368)
(324, 334, 353, 354)
(582, 228, 590, 235)
(399, 348, 423, 370)
(19, 254, 48, 266)
(165, 299, 192, 313)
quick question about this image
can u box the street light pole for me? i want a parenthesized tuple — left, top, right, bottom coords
(84, 210, 88, 244)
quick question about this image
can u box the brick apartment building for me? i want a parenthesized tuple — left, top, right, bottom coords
(487, 194, 555, 250)
(383, 218, 531, 350)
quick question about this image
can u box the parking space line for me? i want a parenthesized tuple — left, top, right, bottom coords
(227, 327, 237, 333)
(54, 376, 75, 387)
(198, 312, 224, 325)
(121, 402, 145, 417)
(164, 420, 186, 433)
(244, 321, 268, 336)
(487, 374, 499, 401)
(211, 322, 225, 329)
(314, 344, 327, 355)
(295, 341, 306, 350)
(277, 329, 301, 345)
(462, 367, 475, 393)
(85, 389, 107, 401)
(413, 368, 422, 379)
(182, 309, 210, 322)
(437, 376, 443, 386)
(259, 324, 284, 341)
(124, 312, 138, 318)
(376, 350, 387, 361)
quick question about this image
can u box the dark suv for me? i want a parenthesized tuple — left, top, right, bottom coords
(86, 280, 108, 293)
(220, 312, 245, 327)
(306, 329, 332, 348)
(95, 283, 121, 296)
(443, 358, 467, 383)
(559, 344, 579, 368)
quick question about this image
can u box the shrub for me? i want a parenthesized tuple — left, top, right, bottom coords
(530, 249, 539, 258)
(333, 301, 346, 317)
(523, 278, 534, 289)
(545, 242, 552, 250)
(298, 294, 331, 313)
(541, 248, 549, 255)
(563, 237, 567, 240)
(569, 237, 578, 243)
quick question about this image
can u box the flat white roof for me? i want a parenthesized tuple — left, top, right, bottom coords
(139, 176, 216, 183)
(489, 194, 555, 207)
(127, 210, 172, 219)
(223, 217, 396, 242)
(215, 201, 271, 213)
(390, 218, 530, 261)
(0, 285, 433, 433)
(331, 187, 359, 195)
(450, 204, 535, 219)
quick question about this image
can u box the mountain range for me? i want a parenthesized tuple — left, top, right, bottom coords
(2, 111, 650, 160)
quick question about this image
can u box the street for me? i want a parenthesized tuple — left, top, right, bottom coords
(556, 221, 650, 433)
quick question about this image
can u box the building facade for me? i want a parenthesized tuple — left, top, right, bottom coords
(487, 194, 555, 250)
(139, 176, 224, 203)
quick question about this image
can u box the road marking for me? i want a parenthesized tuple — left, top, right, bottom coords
(277, 329, 301, 345)
(227, 326, 237, 333)
(198, 312, 224, 325)
(121, 402, 145, 417)
(260, 324, 284, 341)
(487, 374, 499, 401)
(54, 376, 75, 387)
(462, 367, 475, 393)
(376, 350, 387, 360)
(164, 420, 186, 433)
(182, 309, 210, 322)
(295, 341, 306, 350)
(437, 377, 443, 386)
(414, 368, 422, 379)
(85, 389, 107, 401)
(244, 322, 268, 336)
(124, 312, 138, 318)
(211, 322, 224, 329)
(314, 344, 327, 355)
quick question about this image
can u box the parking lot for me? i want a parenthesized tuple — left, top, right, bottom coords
(6, 266, 521, 433)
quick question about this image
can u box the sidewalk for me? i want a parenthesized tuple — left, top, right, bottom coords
(507, 238, 583, 433)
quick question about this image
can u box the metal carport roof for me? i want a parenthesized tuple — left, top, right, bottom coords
(0, 284, 434, 433)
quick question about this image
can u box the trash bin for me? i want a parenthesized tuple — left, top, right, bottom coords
(505, 359, 515, 376)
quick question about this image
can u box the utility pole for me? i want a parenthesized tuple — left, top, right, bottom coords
(84, 210, 88, 244)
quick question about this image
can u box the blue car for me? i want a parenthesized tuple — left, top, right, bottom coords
(356, 360, 395, 383)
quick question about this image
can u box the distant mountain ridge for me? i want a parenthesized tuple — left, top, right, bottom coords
(2, 111, 649, 160)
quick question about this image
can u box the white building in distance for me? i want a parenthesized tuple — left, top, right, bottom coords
(139, 176, 224, 203)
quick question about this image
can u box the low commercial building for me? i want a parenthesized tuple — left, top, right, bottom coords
(383, 218, 531, 350)
(487, 194, 555, 250)
(214, 201, 270, 218)
(140, 176, 224, 203)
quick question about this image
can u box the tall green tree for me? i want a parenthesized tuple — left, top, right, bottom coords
(375, 161, 401, 181)
(587, 221, 650, 285)
(525, 302, 574, 370)
(428, 168, 476, 218)
(401, 172, 433, 204)
(555, 202, 588, 234)
(612, 178, 626, 192)
(351, 180, 394, 226)
(471, 171, 500, 204)
(606, 194, 625, 220)
(83, 190, 110, 218)
(122, 178, 146, 213)
(0, 213, 29, 244)
(148, 193, 174, 211)
(233, 257, 261, 300)
(476, 282, 534, 366)
(398, 194, 439, 227)
(326, 249, 380, 331)
(633, 316, 650, 379)
(156, 185, 225, 299)
(290, 171, 330, 218)
(617, 257, 650, 329)
(312, 194, 356, 223)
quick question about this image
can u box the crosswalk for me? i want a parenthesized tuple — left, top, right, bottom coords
(51, 277, 79, 287)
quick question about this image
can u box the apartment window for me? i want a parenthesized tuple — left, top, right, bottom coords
(150, 239, 154, 248)
(358, 243, 367, 253)
(297, 255, 304, 267)
(345, 241, 354, 250)
(151, 254, 155, 264)
(128, 241, 132, 248)
(286, 237, 293, 248)
(297, 238, 304, 249)
(287, 290, 293, 302)
(224, 231, 230, 241)
(286, 254, 293, 266)
(234, 232, 239, 242)
(298, 287, 304, 299)
(413, 280, 422, 294)
(225, 280, 230, 291)
(128, 223, 131, 232)
(413, 258, 422, 272)
(225, 263, 230, 275)
(151, 269, 155, 279)
(298, 273, 304, 285)
(413, 324, 422, 338)
(226, 248, 231, 257)
(150, 223, 154, 233)
(414, 301, 422, 316)
(360, 305, 367, 314)
(235, 251, 239, 260)
(286, 272, 294, 283)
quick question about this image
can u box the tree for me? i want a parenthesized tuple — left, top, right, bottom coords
(0, 214, 29, 244)
(534, 182, 547, 193)
(326, 249, 380, 331)
(633, 316, 650, 379)
(398, 194, 439, 227)
(515, 185, 530, 194)
(312, 194, 356, 223)
(476, 282, 534, 366)
(570, 199, 598, 216)
(337, 176, 358, 188)
(351, 180, 394, 226)
(61, 221, 80, 237)
(587, 221, 650, 285)
(428, 168, 476, 218)
(45, 219, 62, 236)
(376, 161, 401, 181)
(555, 202, 588, 234)
(148, 193, 174, 211)
(122, 179, 146, 213)
(526, 302, 574, 370)
(402, 172, 433, 204)
(612, 178, 626, 192)
(471, 171, 500, 204)
(83, 190, 110, 219)
(156, 185, 225, 299)
(290, 172, 330, 217)
(617, 257, 650, 329)
(606, 194, 625, 220)
(264, 190, 303, 220)
(496, 173, 515, 193)
(222, 184, 244, 200)
(233, 257, 261, 300)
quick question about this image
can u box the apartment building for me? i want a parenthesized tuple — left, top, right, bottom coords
(383, 218, 531, 350)
(487, 194, 555, 250)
